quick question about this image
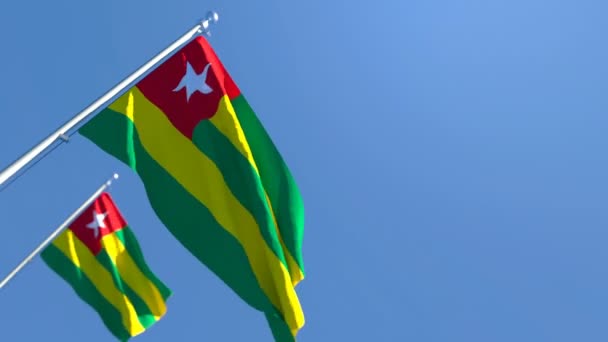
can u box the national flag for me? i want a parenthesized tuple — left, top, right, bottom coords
(78, 35, 305, 340)
(41, 192, 171, 341)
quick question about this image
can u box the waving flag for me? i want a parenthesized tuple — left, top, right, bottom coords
(78, 36, 306, 340)
(41, 193, 171, 341)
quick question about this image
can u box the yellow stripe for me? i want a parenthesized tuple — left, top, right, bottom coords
(266, 199, 304, 286)
(209, 97, 260, 174)
(100, 233, 167, 320)
(109, 89, 304, 333)
(52, 230, 145, 336)
(262, 192, 304, 286)
(209, 97, 305, 286)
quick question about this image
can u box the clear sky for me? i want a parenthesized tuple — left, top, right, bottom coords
(1, 0, 607, 341)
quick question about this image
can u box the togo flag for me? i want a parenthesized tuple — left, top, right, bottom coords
(41, 192, 171, 341)
(78, 35, 305, 340)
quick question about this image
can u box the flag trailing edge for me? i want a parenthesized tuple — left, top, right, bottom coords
(78, 35, 306, 340)
(41, 192, 171, 341)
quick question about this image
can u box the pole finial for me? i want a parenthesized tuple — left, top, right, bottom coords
(106, 173, 120, 187)
(199, 11, 219, 36)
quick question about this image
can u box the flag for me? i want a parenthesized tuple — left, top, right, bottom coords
(78, 35, 305, 340)
(41, 192, 171, 341)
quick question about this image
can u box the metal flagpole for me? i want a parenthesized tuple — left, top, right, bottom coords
(0, 173, 120, 290)
(0, 11, 219, 188)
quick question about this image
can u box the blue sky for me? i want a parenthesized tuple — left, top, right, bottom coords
(1, 0, 608, 341)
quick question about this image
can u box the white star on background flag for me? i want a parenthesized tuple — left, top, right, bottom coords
(86, 211, 108, 239)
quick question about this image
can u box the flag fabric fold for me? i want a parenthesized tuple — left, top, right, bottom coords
(41, 192, 171, 341)
(78, 35, 305, 340)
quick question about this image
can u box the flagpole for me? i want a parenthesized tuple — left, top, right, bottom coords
(0, 11, 219, 188)
(0, 173, 119, 290)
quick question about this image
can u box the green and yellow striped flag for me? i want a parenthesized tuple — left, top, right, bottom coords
(78, 35, 305, 340)
(41, 192, 171, 341)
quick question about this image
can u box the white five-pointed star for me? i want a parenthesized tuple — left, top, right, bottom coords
(173, 61, 213, 101)
(86, 210, 108, 239)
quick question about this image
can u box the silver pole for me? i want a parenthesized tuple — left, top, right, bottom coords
(0, 11, 219, 188)
(0, 173, 120, 290)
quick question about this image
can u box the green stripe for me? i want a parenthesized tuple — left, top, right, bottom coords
(94, 246, 158, 329)
(191, 120, 288, 269)
(116, 228, 172, 300)
(266, 312, 296, 342)
(232, 95, 305, 276)
(41, 245, 132, 341)
(79, 108, 280, 317)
